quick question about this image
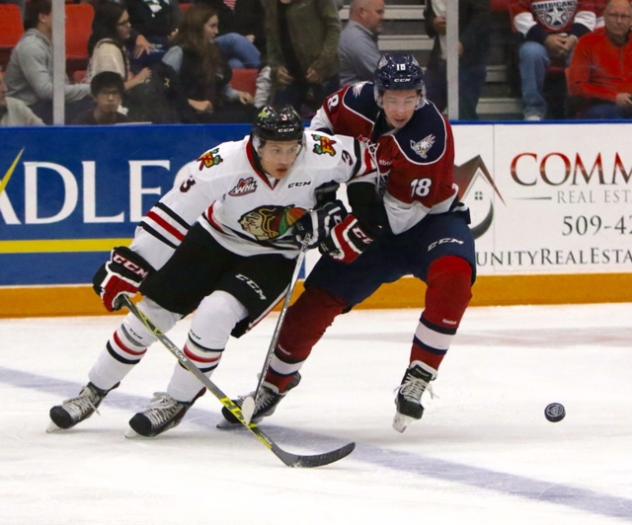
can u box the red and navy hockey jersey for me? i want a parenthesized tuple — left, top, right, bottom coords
(311, 81, 458, 234)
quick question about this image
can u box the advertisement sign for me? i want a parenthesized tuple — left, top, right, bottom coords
(0, 124, 249, 286)
(1, 122, 631, 288)
(454, 123, 632, 275)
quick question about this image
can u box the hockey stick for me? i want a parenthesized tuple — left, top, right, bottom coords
(239, 245, 307, 422)
(119, 295, 355, 468)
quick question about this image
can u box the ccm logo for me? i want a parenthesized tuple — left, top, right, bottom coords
(112, 254, 149, 278)
(427, 238, 464, 252)
(236, 273, 267, 301)
(352, 226, 373, 245)
(288, 181, 311, 188)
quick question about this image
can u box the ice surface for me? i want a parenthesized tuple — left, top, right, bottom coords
(2, 303, 631, 524)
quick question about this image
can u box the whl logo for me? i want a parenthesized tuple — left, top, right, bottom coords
(229, 177, 257, 196)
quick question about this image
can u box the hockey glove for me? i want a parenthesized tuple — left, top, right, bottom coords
(92, 246, 153, 312)
(294, 200, 348, 249)
(319, 214, 375, 264)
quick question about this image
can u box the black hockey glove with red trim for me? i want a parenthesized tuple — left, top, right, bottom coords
(294, 200, 348, 249)
(92, 246, 153, 312)
(319, 214, 375, 264)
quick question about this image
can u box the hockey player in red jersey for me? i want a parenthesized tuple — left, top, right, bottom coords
(222, 54, 477, 433)
(48, 105, 378, 437)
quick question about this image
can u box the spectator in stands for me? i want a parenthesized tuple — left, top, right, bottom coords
(567, 0, 632, 118)
(264, 0, 341, 117)
(87, 2, 152, 94)
(72, 71, 130, 125)
(126, 0, 182, 62)
(0, 66, 44, 126)
(162, 4, 254, 123)
(510, 0, 597, 120)
(4, 0, 92, 124)
(424, 0, 491, 120)
(338, 0, 384, 85)
(194, 0, 266, 61)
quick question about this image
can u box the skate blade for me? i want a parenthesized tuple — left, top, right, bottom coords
(124, 428, 148, 439)
(46, 421, 64, 433)
(216, 419, 244, 430)
(392, 413, 414, 433)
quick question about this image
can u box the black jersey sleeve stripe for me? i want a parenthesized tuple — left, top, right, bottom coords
(140, 222, 179, 249)
(155, 202, 192, 230)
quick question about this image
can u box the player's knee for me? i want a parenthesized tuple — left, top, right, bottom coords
(191, 291, 249, 349)
(425, 256, 473, 325)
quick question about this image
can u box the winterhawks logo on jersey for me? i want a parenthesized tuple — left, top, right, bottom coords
(312, 134, 337, 156)
(197, 148, 223, 170)
(229, 177, 257, 196)
(532, 0, 576, 30)
(410, 134, 436, 159)
(238, 205, 306, 241)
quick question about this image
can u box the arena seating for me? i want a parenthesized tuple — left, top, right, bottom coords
(0, 4, 24, 70)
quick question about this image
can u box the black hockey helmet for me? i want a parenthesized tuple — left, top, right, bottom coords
(252, 105, 304, 143)
(373, 53, 425, 107)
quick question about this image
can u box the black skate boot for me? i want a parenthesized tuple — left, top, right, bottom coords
(48, 382, 118, 431)
(393, 362, 435, 433)
(127, 392, 200, 437)
(220, 373, 301, 427)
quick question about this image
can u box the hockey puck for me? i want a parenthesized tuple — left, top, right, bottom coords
(544, 402, 565, 422)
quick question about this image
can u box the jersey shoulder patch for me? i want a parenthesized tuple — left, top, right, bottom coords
(307, 131, 339, 157)
(196, 139, 246, 173)
(392, 103, 448, 165)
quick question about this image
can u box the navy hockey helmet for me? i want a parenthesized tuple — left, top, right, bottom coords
(252, 105, 304, 144)
(374, 53, 425, 106)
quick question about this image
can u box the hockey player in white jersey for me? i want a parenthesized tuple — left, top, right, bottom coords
(48, 105, 377, 437)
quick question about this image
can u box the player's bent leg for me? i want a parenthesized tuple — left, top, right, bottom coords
(221, 287, 347, 425)
(129, 291, 248, 437)
(48, 299, 180, 432)
(394, 256, 473, 433)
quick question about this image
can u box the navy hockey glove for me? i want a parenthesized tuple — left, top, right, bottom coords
(319, 214, 375, 264)
(92, 247, 153, 312)
(294, 200, 348, 249)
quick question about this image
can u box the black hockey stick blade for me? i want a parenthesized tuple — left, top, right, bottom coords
(271, 440, 356, 468)
(119, 296, 355, 468)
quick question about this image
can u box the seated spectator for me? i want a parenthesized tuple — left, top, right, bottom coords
(72, 71, 130, 125)
(510, 0, 597, 120)
(567, 0, 632, 118)
(0, 66, 44, 126)
(87, 2, 152, 98)
(424, 0, 490, 120)
(338, 0, 384, 85)
(194, 0, 266, 62)
(264, 0, 341, 117)
(4, 0, 92, 124)
(126, 0, 182, 63)
(161, 4, 254, 123)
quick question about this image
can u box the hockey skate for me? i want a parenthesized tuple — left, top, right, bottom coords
(392, 362, 435, 433)
(127, 392, 197, 437)
(219, 373, 301, 428)
(48, 382, 118, 432)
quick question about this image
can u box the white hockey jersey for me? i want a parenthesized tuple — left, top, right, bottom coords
(131, 131, 377, 269)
